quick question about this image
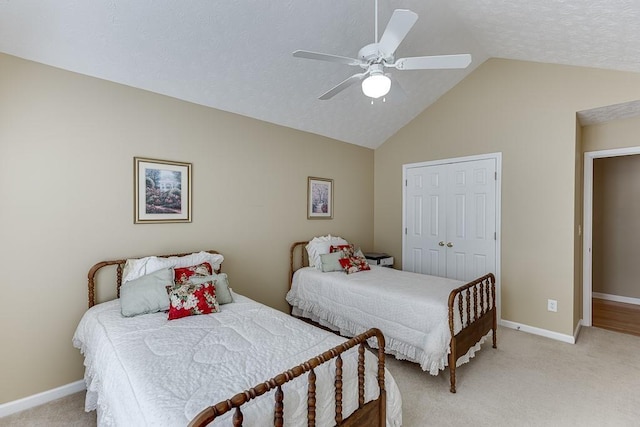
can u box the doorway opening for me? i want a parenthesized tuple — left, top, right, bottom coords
(583, 146, 640, 327)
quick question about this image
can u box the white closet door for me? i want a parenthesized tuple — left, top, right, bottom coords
(446, 159, 496, 281)
(405, 164, 447, 276)
(404, 158, 497, 281)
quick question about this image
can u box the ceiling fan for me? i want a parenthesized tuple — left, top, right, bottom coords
(293, 0, 471, 100)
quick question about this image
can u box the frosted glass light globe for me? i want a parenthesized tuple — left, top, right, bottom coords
(361, 73, 391, 99)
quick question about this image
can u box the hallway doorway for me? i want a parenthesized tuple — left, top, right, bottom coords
(583, 146, 640, 327)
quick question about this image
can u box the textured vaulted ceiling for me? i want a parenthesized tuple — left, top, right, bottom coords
(2, 1, 640, 149)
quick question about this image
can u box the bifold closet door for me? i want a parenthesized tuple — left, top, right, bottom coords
(405, 158, 496, 282)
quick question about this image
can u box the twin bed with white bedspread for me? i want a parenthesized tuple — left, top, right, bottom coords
(286, 239, 497, 393)
(74, 250, 403, 427)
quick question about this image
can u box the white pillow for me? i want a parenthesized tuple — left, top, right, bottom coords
(306, 235, 348, 270)
(147, 252, 224, 274)
(122, 252, 224, 284)
(122, 257, 152, 285)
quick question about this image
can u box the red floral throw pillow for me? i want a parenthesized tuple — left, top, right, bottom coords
(174, 262, 213, 285)
(330, 244, 355, 258)
(338, 256, 371, 274)
(166, 281, 220, 320)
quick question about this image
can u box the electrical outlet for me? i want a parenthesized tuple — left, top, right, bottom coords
(547, 299, 558, 312)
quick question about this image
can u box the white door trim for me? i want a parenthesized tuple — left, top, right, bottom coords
(402, 152, 502, 320)
(582, 146, 640, 326)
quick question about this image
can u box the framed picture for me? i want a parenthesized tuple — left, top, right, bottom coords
(307, 176, 333, 219)
(134, 157, 192, 224)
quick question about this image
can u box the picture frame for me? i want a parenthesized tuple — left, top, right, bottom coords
(307, 176, 333, 219)
(134, 157, 192, 224)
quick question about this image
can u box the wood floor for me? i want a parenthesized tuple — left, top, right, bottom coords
(593, 298, 640, 337)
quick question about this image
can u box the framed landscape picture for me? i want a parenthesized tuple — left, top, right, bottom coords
(307, 176, 333, 219)
(134, 157, 192, 223)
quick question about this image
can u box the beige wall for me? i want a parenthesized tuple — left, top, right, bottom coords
(591, 145, 640, 299)
(374, 58, 640, 336)
(0, 53, 374, 403)
(582, 115, 640, 152)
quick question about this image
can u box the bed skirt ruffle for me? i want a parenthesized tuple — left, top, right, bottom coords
(289, 298, 489, 376)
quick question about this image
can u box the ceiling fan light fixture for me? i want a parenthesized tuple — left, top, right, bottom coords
(361, 73, 391, 99)
(294, 3, 470, 101)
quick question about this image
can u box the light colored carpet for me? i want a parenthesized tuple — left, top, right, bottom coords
(0, 392, 95, 427)
(2, 326, 639, 426)
(388, 325, 640, 426)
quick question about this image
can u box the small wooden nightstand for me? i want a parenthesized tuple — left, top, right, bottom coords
(363, 252, 394, 267)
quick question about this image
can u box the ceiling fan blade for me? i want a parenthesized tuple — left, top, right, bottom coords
(394, 54, 472, 70)
(319, 73, 367, 100)
(293, 50, 363, 66)
(377, 9, 418, 57)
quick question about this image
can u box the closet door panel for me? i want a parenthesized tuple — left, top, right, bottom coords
(446, 159, 496, 281)
(405, 165, 447, 276)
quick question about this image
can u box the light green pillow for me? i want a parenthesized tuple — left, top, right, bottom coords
(120, 267, 173, 317)
(188, 273, 234, 304)
(320, 251, 344, 272)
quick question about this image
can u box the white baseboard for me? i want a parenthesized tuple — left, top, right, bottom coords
(574, 320, 582, 342)
(500, 319, 576, 344)
(592, 292, 640, 306)
(0, 380, 85, 418)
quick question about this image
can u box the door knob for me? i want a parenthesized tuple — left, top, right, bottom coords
(438, 241, 445, 246)
(446, 242, 453, 248)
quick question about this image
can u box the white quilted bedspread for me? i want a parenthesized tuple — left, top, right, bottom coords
(73, 293, 402, 427)
(286, 266, 489, 375)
